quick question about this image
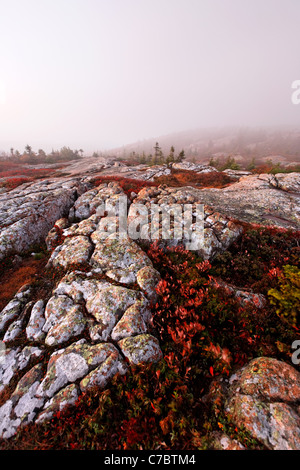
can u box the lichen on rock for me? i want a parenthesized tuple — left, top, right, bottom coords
(225, 357, 300, 450)
(118, 334, 163, 365)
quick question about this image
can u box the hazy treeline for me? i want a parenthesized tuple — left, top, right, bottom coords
(114, 142, 186, 167)
(1, 145, 84, 164)
(112, 127, 300, 165)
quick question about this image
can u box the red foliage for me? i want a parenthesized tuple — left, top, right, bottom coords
(121, 416, 157, 449)
(0, 257, 47, 311)
(1, 223, 299, 451)
(155, 169, 235, 188)
(0, 164, 57, 190)
(211, 225, 300, 292)
(3, 178, 30, 189)
(0, 161, 21, 172)
(253, 165, 274, 174)
(0, 168, 51, 178)
(147, 242, 292, 377)
(92, 176, 158, 197)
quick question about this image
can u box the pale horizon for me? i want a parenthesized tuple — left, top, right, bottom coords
(0, 0, 299, 154)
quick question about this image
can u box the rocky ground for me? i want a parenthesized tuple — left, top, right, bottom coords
(0, 160, 299, 448)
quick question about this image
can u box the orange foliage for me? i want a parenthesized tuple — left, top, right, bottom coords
(0, 164, 57, 190)
(0, 257, 46, 311)
(2, 178, 30, 189)
(155, 169, 235, 188)
(92, 175, 158, 197)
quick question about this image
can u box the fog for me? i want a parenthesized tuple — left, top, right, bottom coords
(0, 0, 299, 153)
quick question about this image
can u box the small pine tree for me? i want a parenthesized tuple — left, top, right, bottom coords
(166, 146, 175, 167)
(140, 152, 146, 164)
(209, 157, 217, 167)
(247, 157, 256, 171)
(220, 156, 240, 171)
(176, 149, 185, 163)
(154, 142, 161, 158)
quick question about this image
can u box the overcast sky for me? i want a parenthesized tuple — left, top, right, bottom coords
(0, 0, 299, 153)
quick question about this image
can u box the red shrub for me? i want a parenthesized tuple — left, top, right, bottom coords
(93, 176, 158, 197)
(0, 257, 47, 311)
(3, 177, 30, 189)
(155, 169, 235, 188)
(0, 168, 55, 190)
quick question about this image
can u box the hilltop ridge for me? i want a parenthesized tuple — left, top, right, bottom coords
(0, 159, 299, 449)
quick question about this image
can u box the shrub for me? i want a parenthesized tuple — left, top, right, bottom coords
(155, 169, 234, 188)
(2, 177, 30, 190)
(0, 256, 47, 311)
(92, 176, 158, 197)
(0, 167, 55, 190)
(211, 225, 300, 292)
(1, 231, 300, 450)
(254, 163, 300, 175)
(268, 265, 300, 327)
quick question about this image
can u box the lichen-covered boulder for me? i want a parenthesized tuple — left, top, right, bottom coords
(0, 176, 90, 261)
(43, 296, 73, 330)
(111, 301, 149, 341)
(70, 188, 99, 221)
(26, 300, 46, 342)
(130, 186, 243, 259)
(136, 266, 161, 302)
(0, 346, 43, 393)
(43, 295, 87, 346)
(47, 235, 93, 269)
(90, 233, 153, 284)
(53, 273, 152, 342)
(0, 285, 32, 334)
(3, 301, 34, 343)
(210, 432, 246, 450)
(225, 357, 300, 450)
(84, 282, 143, 341)
(70, 182, 124, 221)
(53, 272, 101, 303)
(63, 214, 99, 237)
(269, 172, 300, 193)
(79, 347, 127, 392)
(44, 304, 86, 347)
(196, 228, 222, 260)
(36, 383, 80, 424)
(0, 364, 44, 439)
(45, 218, 69, 251)
(118, 334, 162, 365)
(36, 340, 125, 399)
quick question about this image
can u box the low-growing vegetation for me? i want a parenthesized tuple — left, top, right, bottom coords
(0, 244, 49, 311)
(1, 223, 299, 450)
(268, 265, 300, 328)
(209, 155, 300, 174)
(155, 169, 235, 188)
(0, 161, 62, 190)
(92, 175, 158, 197)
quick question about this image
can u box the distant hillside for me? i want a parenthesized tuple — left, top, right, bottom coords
(107, 126, 300, 168)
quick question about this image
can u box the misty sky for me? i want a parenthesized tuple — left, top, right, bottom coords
(0, 0, 299, 153)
